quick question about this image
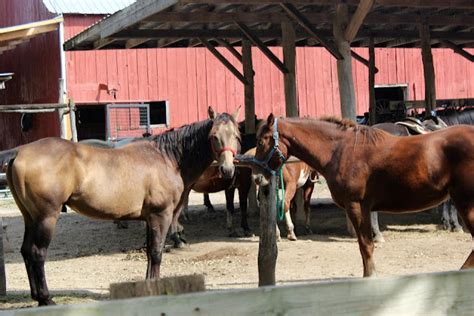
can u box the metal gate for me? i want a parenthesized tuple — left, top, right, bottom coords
(106, 104, 150, 141)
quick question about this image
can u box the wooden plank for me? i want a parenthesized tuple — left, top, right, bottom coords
(0, 217, 5, 297)
(0, 103, 68, 111)
(200, 38, 248, 85)
(242, 40, 255, 134)
(235, 23, 288, 74)
(345, 0, 375, 43)
(214, 38, 243, 62)
(9, 270, 474, 315)
(351, 49, 379, 73)
(110, 274, 205, 300)
(334, 3, 357, 119)
(419, 24, 437, 115)
(69, 100, 78, 142)
(282, 21, 298, 117)
(280, 3, 342, 60)
(369, 37, 377, 125)
(440, 40, 474, 62)
(258, 174, 277, 286)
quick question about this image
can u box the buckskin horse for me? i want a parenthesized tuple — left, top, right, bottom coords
(0, 107, 241, 306)
(255, 114, 474, 277)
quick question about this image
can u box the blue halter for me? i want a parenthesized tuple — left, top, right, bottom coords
(254, 118, 287, 176)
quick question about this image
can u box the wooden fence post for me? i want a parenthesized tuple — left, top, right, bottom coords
(258, 174, 277, 286)
(69, 99, 78, 142)
(0, 217, 6, 297)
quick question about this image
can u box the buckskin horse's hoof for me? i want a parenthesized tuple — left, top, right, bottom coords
(228, 230, 240, 238)
(243, 230, 254, 237)
(38, 299, 56, 306)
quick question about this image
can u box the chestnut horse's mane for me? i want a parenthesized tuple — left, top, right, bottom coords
(319, 116, 387, 145)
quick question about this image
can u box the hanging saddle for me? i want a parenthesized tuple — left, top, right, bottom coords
(395, 117, 448, 135)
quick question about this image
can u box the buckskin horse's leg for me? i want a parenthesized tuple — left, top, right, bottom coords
(146, 211, 172, 279)
(346, 202, 376, 277)
(28, 215, 59, 306)
(238, 171, 252, 236)
(21, 225, 39, 301)
(225, 188, 238, 237)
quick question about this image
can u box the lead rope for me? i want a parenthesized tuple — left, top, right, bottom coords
(276, 163, 285, 221)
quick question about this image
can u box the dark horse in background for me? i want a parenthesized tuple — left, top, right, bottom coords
(256, 114, 474, 277)
(0, 108, 241, 306)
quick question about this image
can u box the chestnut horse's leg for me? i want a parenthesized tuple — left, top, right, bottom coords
(146, 211, 173, 279)
(371, 212, 385, 243)
(225, 188, 238, 237)
(346, 202, 376, 277)
(284, 182, 297, 241)
(302, 181, 315, 235)
(203, 193, 215, 212)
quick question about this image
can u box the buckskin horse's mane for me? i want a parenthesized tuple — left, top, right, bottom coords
(150, 113, 239, 166)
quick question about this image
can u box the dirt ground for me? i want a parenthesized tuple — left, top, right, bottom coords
(0, 181, 472, 309)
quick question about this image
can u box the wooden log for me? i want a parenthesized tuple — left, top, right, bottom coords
(242, 39, 256, 134)
(0, 217, 6, 297)
(69, 99, 78, 142)
(344, 0, 375, 43)
(282, 21, 298, 118)
(368, 36, 377, 125)
(419, 24, 436, 115)
(333, 3, 357, 120)
(258, 174, 277, 286)
(109, 274, 205, 300)
(12, 270, 474, 315)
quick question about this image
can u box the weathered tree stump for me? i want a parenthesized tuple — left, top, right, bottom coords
(109, 274, 205, 300)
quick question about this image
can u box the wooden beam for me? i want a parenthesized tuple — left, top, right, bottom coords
(419, 24, 437, 115)
(280, 3, 342, 60)
(258, 175, 277, 286)
(345, 0, 375, 42)
(93, 38, 116, 49)
(144, 11, 474, 27)
(440, 39, 474, 62)
(0, 217, 5, 297)
(334, 3, 357, 120)
(0, 103, 68, 112)
(180, 0, 474, 9)
(200, 38, 248, 85)
(242, 39, 256, 134)
(282, 21, 298, 117)
(235, 22, 288, 74)
(214, 38, 243, 62)
(368, 37, 377, 125)
(351, 50, 379, 73)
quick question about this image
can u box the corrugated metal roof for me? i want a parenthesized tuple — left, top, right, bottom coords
(43, 0, 136, 15)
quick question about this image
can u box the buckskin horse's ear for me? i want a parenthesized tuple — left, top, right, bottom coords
(208, 106, 216, 119)
(267, 113, 275, 127)
(232, 105, 242, 121)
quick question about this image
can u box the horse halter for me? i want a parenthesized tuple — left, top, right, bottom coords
(211, 136, 237, 158)
(254, 118, 287, 176)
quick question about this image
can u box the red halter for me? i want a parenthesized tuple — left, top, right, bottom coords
(211, 140, 237, 157)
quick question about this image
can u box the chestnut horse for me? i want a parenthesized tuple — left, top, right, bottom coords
(0, 108, 241, 306)
(255, 114, 474, 277)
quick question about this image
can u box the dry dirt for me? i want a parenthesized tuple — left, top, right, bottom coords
(0, 181, 472, 310)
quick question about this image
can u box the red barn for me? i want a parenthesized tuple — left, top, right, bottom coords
(1, 0, 473, 148)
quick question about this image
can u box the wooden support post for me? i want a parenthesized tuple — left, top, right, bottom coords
(344, 0, 375, 43)
(368, 36, 377, 125)
(110, 274, 205, 300)
(200, 38, 248, 85)
(258, 175, 277, 287)
(351, 50, 378, 73)
(242, 39, 256, 134)
(334, 3, 357, 119)
(0, 217, 6, 297)
(69, 99, 78, 142)
(282, 21, 298, 117)
(419, 24, 436, 115)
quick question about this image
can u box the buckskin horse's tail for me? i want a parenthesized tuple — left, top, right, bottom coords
(0, 148, 19, 176)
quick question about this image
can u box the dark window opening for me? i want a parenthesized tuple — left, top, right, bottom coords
(77, 105, 106, 140)
(139, 101, 168, 126)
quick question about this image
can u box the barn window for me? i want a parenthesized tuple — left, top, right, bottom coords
(139, 101, 169, 127)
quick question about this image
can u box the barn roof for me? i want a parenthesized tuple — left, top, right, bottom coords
(42, 0, 136, 15)
(64, 0, 474, 52)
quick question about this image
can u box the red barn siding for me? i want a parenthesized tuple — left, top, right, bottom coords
(0, 0, 60, 150)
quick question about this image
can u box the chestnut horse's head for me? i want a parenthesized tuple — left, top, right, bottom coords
(255, 113, 289, 177)
(208, 106, 241, 179)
